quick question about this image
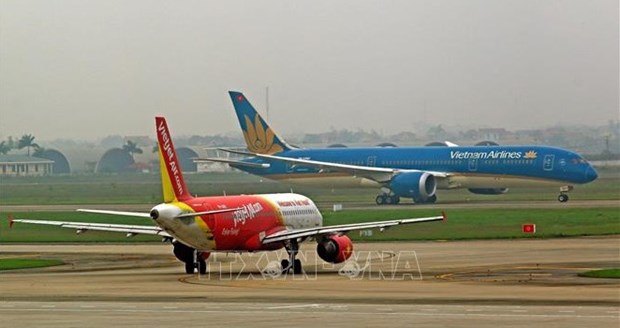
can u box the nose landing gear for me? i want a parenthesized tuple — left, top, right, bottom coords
(558, 185, 573, 203)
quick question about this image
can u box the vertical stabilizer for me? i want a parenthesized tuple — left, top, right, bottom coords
(228, 91, 291, 154)
(155, 117, 191, 203)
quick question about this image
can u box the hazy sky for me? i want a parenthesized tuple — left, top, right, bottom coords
(1, 0, 618, 141)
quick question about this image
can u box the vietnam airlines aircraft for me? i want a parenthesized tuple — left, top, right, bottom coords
(9, 116, 445, 274)
(202, 91, 598, 205)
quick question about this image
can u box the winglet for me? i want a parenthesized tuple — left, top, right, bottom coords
(441, 211, 448, 222)
(8, 214, 15, 228)
(228, 91, 291, 154)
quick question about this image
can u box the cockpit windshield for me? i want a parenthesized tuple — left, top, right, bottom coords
(570, 157, 588, 165)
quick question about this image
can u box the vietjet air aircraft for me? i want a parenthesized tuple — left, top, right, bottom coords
(10, 117, 445, 274)
(201, 91, 598, 205)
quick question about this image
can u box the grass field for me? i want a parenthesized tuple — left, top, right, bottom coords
(1, 207, 618, 243)
(0, 166, 618, 205)
(0, 258, 64, 270)
(578, 269, 620, 279)
(0, 166, 617, 243)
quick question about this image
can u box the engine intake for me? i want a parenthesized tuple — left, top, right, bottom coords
(317, 234, 353, 264)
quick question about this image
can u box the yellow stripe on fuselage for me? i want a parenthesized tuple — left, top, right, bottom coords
(158, 148, 177, 203)
(171, 201, 217, 250)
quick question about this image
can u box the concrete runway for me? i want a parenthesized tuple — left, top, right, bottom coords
(1, 237, 619, 327)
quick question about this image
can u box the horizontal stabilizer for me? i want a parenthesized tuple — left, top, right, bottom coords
(76, 209, 152, 218)
(8, 218, 170, 237)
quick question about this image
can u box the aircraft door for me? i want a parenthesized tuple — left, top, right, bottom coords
(543, 154, 555, 171)
(367, 156, 377, 167)
(468, 159, 478, 172)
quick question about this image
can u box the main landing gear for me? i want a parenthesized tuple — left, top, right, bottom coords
(173, 241, 207, 274)
(281, 239, 302, 274)
(375, 193, 400, 205)
(375, 193, 437, 205)
(557, 185, 573, 203)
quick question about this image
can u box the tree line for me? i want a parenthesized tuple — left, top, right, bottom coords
(1, 134, 144, 161)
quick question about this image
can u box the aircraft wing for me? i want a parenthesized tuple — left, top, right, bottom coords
(8, 206, 246, 237)
(194, 157, 271, 169)
(9, 216, 171, 237)
(261, 212, 446, 244)
(219, 148, 448, 183)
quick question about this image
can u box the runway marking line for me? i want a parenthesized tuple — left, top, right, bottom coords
(0, 308, 617, 319)
(267, 304, 321, 310)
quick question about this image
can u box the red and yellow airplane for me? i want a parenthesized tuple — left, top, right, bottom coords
(10, 117, 445, 274)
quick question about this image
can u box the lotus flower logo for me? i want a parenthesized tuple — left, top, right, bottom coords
(524, 150, 538, 159)
(243, 114, 284, 154)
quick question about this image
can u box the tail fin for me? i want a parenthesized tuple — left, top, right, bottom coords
(228, 91, 291, 154)
(155, 116, 191, 203)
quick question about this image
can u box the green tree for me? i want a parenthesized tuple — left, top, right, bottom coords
(17, 134, 39, 156)
(122, 140, 143, 159)
(6, 136, 16, 149)
(0, 141, 10, 155)
(32, 146, 45, 157)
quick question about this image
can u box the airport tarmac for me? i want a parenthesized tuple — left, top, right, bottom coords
(1, 237, 618, 327)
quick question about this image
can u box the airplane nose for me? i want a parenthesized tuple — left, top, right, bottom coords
(585, 166, 598, 182)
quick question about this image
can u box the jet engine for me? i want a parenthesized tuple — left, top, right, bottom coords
(316, 234, 354, 264)
(468, 188, 509, 195)
(389, 172, 437, 201)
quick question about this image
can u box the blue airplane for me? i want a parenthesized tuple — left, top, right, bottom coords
(204, 91, 598, 205)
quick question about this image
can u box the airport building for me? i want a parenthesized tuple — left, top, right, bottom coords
(0, 155, 54, 176)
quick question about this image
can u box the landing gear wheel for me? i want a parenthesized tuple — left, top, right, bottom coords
(375, 195, 386, 205)
(293, 259, 302, 274)
(427, 195, 437, 204)
(282, 239, 301, 274)
(281, 259, 290, 272)
(393, 196, 400, 205)
(185, 261, 195, 274)
(197, 260, 207, 275)
(385, 195, 394, 204)
(558, 194, 569, 202)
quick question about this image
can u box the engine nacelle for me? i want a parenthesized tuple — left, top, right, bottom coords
(316, 234, 354, 264)
(468, 188, 509, 195)
(389, 172, 437, 200)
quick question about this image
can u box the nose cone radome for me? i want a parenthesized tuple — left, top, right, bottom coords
(585, 165, 598, 182)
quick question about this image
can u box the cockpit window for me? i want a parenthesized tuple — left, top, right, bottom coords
(570, 158, 588, 164)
